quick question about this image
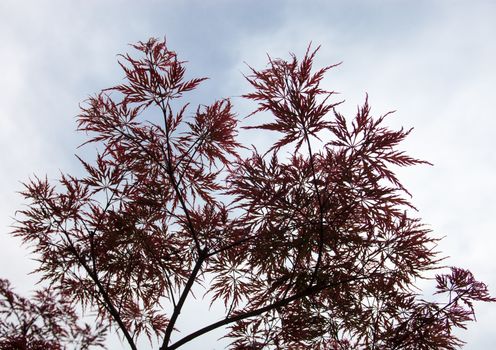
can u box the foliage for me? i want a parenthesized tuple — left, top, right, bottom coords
(2, 38, 494, 349)
(0, 279, 106, 349)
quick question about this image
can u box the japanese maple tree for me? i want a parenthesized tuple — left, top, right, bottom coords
(3, 37, 494, 349)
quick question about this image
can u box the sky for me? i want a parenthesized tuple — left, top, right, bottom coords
(0, 0, 495, 349)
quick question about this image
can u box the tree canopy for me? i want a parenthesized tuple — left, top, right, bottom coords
(2, 38, 494, 349)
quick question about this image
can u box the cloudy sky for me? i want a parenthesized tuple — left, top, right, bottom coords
(1, 1, 495, 349)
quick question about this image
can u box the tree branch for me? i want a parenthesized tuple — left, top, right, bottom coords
(160, 248, 208, 350)
(301, 127, 325, 285)
(159, 100, 202, 253)
(42, 207, 137, 350)
(167, 274, 374, 350)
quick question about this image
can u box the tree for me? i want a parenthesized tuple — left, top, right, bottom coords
(2, 37, 494, 349)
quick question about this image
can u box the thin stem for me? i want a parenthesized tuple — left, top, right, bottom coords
(172, 132, 205, 173)
(109, 122, 203, 253)
(390, 288, 472, 349)
(301, 127, 325, 285)
(167, 274, 375, 350)
(159, 100, 202, 253)
(161, 248, 208, 349)
(42, 206, 137, 350)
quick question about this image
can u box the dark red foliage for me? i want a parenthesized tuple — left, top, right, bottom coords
(3, 38, 494, 349)
(0, 279, 106, 349)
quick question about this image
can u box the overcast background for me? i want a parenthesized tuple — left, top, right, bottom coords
(1, 1, 495, 349)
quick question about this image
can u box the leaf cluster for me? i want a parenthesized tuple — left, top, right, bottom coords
(0, 279, 106, 349)
(3, 38, 494, 350)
